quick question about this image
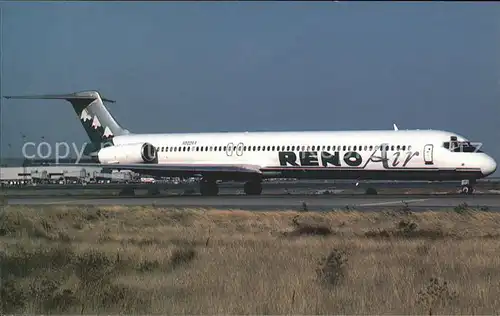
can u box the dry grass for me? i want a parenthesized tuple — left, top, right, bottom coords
(1, 204, 500, 314)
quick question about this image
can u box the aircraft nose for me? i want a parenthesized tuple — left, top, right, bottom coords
(482, 155, 497, 177)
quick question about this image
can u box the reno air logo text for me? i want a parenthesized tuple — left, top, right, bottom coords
(278, 143, 420, 169)
(279, 151, 362, 167)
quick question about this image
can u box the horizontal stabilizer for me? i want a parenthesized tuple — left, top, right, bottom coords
(4, 92, 115, 103)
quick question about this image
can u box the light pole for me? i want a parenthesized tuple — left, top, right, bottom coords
(20, 133, 27, 184)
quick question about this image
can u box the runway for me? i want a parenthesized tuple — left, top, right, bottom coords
(7, 194, 499, 211)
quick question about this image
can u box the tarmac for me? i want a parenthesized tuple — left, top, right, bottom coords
(5, 180, 500, 211)
(7, 194, 499, 211)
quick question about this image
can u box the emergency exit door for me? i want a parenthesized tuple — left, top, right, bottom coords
(424, 144, 434, 165)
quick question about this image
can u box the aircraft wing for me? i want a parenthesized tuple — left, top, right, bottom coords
(54, 162, 263, 178)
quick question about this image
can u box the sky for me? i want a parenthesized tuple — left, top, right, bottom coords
(1, 2, 500, 171)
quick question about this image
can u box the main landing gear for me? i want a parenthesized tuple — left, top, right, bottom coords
(243, 180, 262, 195)
(199, 179, 219, 196)
(198, 179, 263, 196)
(459, 179, 476, 195)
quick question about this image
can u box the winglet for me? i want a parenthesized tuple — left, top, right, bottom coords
(393, 123, 399, 131)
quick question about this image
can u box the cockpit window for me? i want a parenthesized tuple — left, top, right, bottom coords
(443, 141, 483, 153)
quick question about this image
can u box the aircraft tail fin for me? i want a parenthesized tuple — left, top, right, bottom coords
(4, 90, 130, 148)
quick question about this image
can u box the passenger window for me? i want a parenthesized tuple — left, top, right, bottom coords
(332, 146, 336, 151)
(258, 146, 261, 151)
(327, 146, 331, 151)
(353, 146, 357, 151)
(291, 146, 295, 151)
(396, 145, 400, 151)
(391, 145, 394, 151)
(408, 145, 412, 150)
(348, 146, 351, 151)
(402, 145, 406, 150)
(312, 146, 315, 151)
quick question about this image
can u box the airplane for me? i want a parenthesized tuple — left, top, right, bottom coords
(4, 90, 497, 196)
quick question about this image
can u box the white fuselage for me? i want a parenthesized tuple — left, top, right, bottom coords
(98, 129, 497, 181)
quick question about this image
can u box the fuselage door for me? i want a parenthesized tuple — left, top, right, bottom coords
(226, 142, 234, 156)
(236, 142, 244, 156)
(424, 144, 434, 165)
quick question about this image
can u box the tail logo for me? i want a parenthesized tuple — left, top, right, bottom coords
(91, 116, 101, 129)
(80, 111, 113, 139)
(103, 126, 114, 138)
(80, 108, 92, 121)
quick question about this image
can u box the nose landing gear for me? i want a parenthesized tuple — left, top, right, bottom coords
(459, 179, 475, 195)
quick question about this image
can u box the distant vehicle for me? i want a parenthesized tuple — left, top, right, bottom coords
(140, 177, 156, 184)
(5, 90, 497, 195)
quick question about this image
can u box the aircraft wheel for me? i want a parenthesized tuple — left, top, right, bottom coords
(244, 180, 262, 195)
(119, 187, 135, 196)
(460, 185, 474, 195)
